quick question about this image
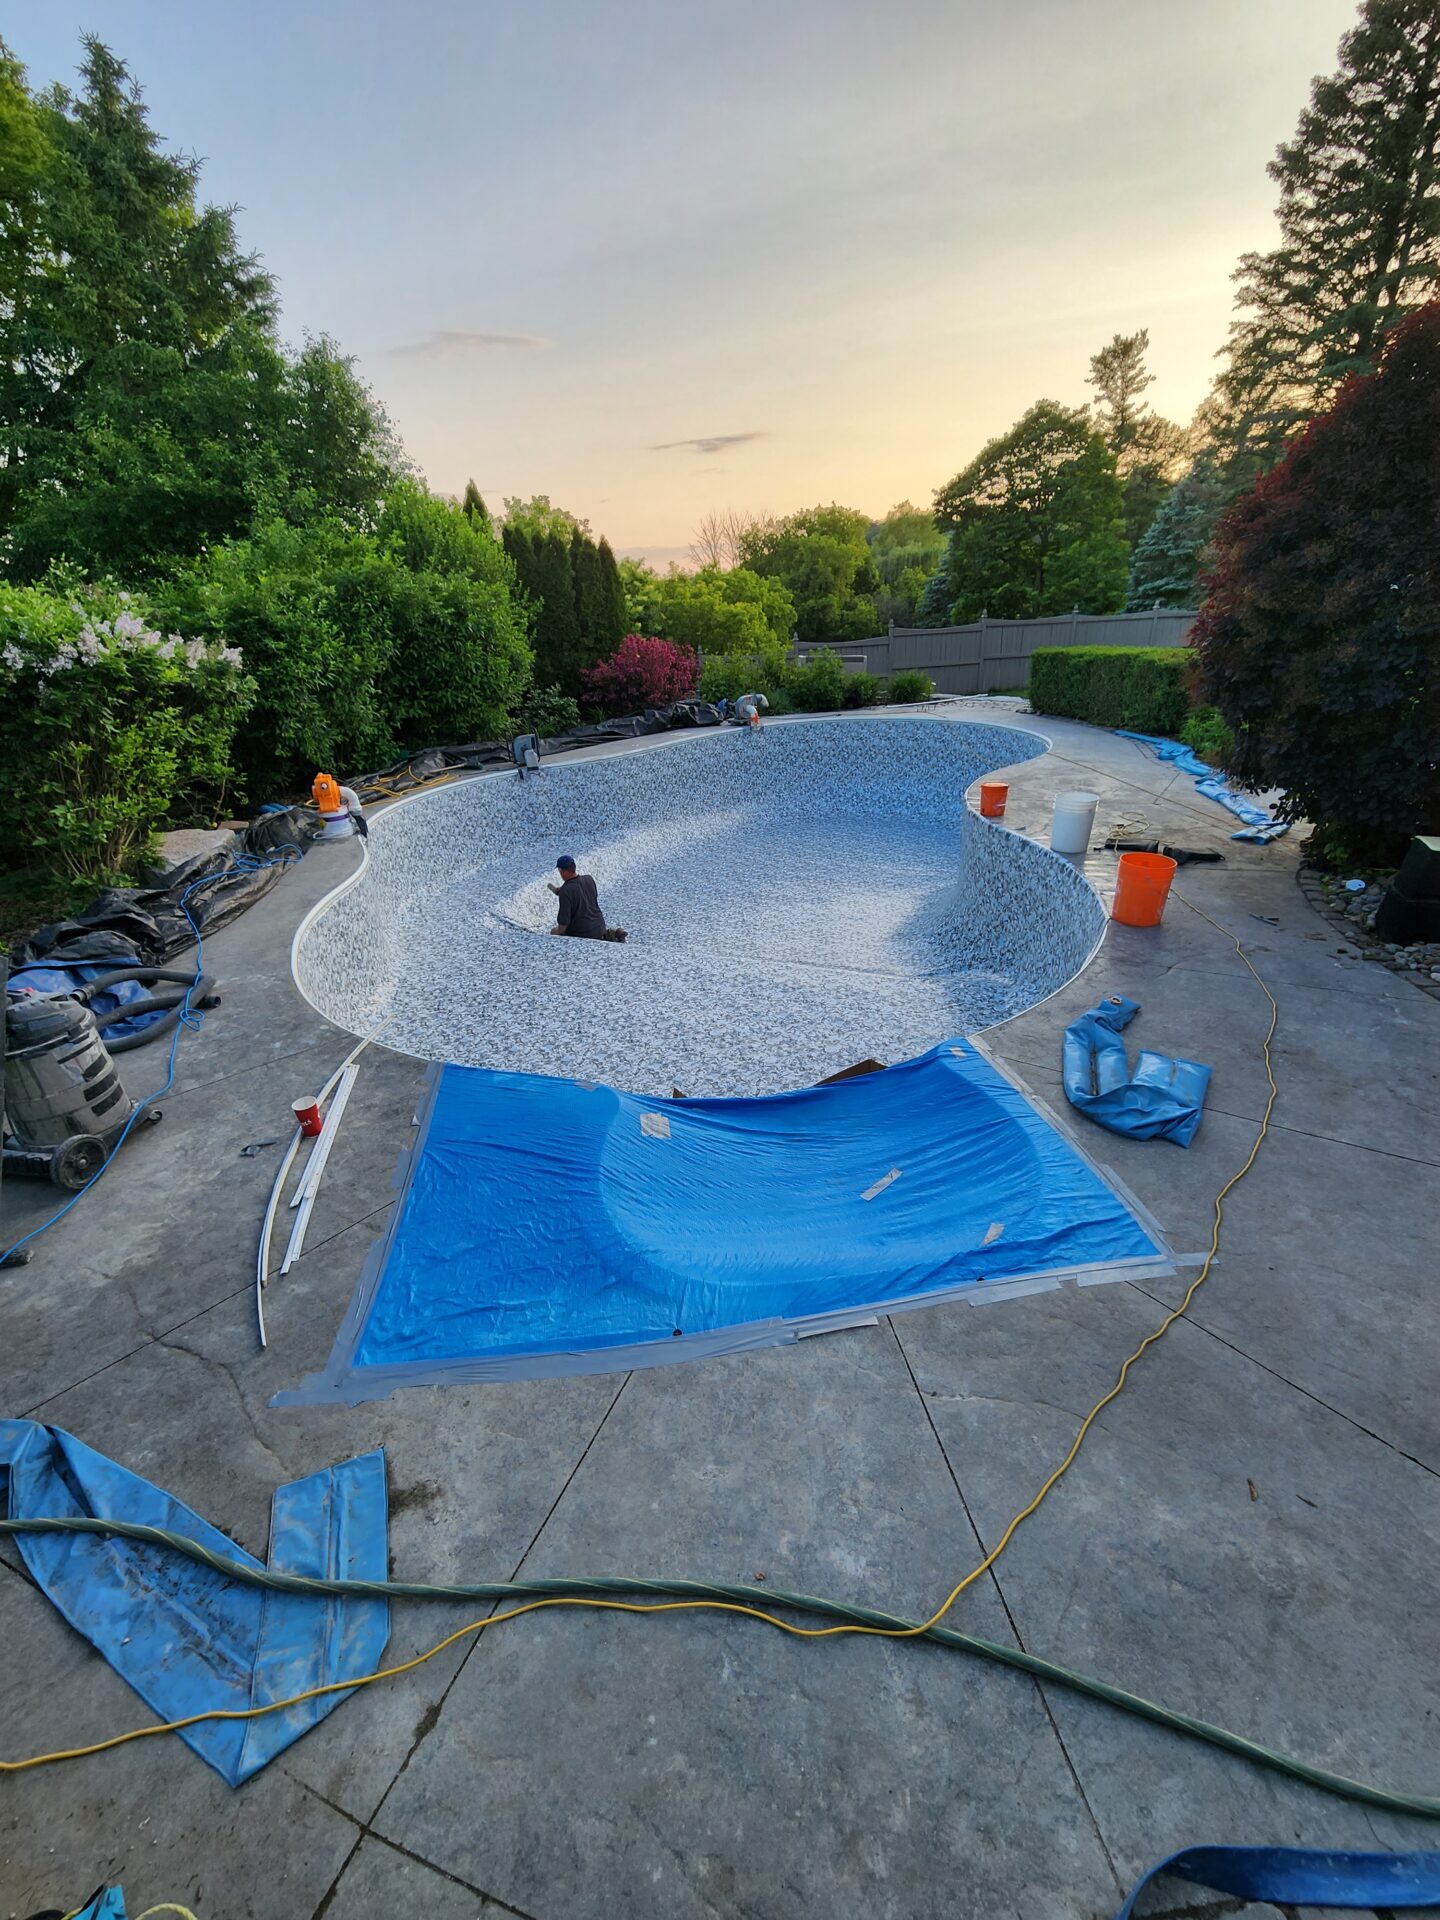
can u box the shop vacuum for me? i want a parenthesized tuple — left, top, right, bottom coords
(2, 962, 216, 1191)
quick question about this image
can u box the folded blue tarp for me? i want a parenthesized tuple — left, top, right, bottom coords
(0, 1421, 389, 1784)
(278, 1041, 1168, 1404)
(5, 957, 164, 1044)
(1116, 1843, 1440, 1917)
(1063, 997, 1210, 1147)
(1117, 731, 1289, 841)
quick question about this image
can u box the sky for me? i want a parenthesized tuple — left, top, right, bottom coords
(13, 0, 1360, 566)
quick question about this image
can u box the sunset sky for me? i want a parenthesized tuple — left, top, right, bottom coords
(14, 0, 1359, 565)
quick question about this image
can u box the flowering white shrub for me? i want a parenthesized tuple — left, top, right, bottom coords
(0, 583, 254, 881)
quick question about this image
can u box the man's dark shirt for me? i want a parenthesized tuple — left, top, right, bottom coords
(555, 873, 606, 938)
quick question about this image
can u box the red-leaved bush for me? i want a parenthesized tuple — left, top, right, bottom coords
(1192, 300, 1440, 861)
(581, 634, 698, 715)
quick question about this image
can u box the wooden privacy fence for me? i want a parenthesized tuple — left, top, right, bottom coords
(799, 608, 1196, 696)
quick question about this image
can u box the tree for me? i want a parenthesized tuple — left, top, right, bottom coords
(915, 538, 957, 626)
(645, 566, 794, 655)
(1087, 329, 1185, 549)
(1126, 457, 1231, 608)
(688, 507, 751, 570)
(461, 480, 490, 528)
(738, 503, 880, 644)
(1192, 301, 1440, 860)
(0, 39, 51, 318)
(501, 494, 590, 542)
(616, 555, 658, 633)
(530, 528, 585, 692)
(867, 501, 945, 624)
(0, 41, 396, 577)
(935, 402, 1128, 620)
(0, 38, 277, 555)
(596, 538, 628, 649)
(1211, 1, 1440, 471)
(570, 525, 623, 668)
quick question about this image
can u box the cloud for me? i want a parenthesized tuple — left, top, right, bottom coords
(390, 330, 551, 359)
(651, 432, 767, 456)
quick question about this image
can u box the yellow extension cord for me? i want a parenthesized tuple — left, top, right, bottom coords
(4, 895, 1278, 1777)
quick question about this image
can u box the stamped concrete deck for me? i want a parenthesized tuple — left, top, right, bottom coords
(2, 706, 1436, 1920)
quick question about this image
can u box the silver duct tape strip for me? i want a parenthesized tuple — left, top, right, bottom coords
(861, 1168, 902, 1201)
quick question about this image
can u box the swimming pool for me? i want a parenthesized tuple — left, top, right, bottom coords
(293, 715, 1105, 1096)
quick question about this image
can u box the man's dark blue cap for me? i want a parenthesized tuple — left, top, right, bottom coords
(556, 854, 576, 871)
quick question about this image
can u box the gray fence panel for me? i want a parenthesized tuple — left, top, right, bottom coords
(806, 608, 1196, 689)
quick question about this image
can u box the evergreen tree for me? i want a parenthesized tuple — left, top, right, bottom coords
(0, 38, 394, 576)
(915, 536, 956, 626)
(1086, 329, 1183, 549)
(569, 526, 609, 667)
(1126, 458, 1230, 608)
(0, 38, 276, 549)
(532, 528, 584, 692)
(1213, 0, 1440, 468)
(461, 479, 490, 528)
(596, 537, 628, 648)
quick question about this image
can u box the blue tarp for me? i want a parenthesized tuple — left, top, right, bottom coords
(1117, 731, 1290, 841)
(1063, 997, 1211, 1147)
(0, 1421, 389, 1784)
(5, 958, 164, 1044)
(1116, 1843, 1440, 1917)
(279, 1042, 1168, 1403)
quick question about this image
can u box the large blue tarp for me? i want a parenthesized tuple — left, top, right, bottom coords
(0, 1421, 389, 1784)
(279, 1042, 1168, 1403)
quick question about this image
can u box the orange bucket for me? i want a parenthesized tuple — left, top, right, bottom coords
(1112, 851, 1177, 927)
(979, 781, 1008, 818)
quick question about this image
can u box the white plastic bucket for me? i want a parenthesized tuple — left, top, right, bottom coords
(1050, 790, 1099, 856)
(318, 807, 354, 841)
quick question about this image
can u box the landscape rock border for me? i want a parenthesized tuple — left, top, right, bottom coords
(1296, 863, 1440, 1000)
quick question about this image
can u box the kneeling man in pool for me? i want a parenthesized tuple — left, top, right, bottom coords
(547, 856, 627, 942)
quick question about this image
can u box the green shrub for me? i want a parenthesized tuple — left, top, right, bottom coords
(841, 670, 885, 709)
(159, 505, 531, 798)
(887, 668, 935, 703)
(1179, 705, 1235, 763)
(1028, 646, 1189, 733)
(697, 642, 790, 705)
(0, 582, 251, 882)
(789, 648, 848, 711)
(514, 681, 580, 739)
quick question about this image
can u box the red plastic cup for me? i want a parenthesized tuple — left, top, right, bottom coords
(292, 1095, 323, 1137)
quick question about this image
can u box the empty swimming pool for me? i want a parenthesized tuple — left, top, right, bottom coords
(293, 715, 1105, 1096)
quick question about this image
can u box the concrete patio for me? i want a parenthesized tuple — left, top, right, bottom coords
(2, 707, 1436, 1920)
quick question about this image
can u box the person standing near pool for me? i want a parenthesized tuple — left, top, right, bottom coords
(548, 856, 626, 941)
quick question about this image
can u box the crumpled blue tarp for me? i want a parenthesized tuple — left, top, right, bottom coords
(1115, 1843, 1440, 1917)
(58, 1890, 126, 1920)
(0, 1420, 389, 1784)
(279, 1040, 1167, 1403)
(5, 957, 162, 1044)
(1117, 731, 1290, 841)
(1063, 997, 1211, 1147)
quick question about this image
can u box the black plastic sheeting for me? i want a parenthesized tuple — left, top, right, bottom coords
(10, 808, 320, 969)
(352, 701, 724, 802)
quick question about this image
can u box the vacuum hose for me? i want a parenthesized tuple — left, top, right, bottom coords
(75, 967, 218, 1053)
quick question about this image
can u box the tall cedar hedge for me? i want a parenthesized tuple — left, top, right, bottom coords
(1028, 646, 1191, 734)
